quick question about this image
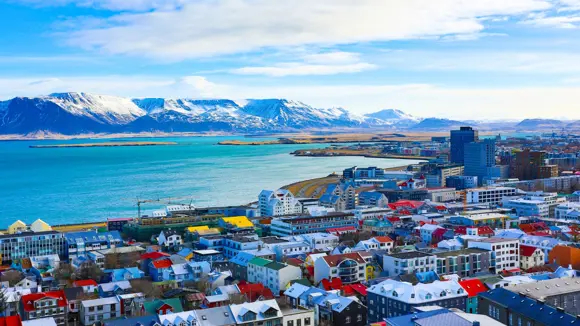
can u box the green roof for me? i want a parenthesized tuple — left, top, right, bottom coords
(249, 257, 272, 267)
(143, 298, 184, 315)
(266, 262, 286, 271)
(291, 279, 312, 287)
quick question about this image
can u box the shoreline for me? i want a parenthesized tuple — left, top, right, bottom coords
(30, 141, 177, 148)
(291, 150, 433, 161)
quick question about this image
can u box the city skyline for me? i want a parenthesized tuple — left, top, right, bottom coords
(2, 1, 580, 119)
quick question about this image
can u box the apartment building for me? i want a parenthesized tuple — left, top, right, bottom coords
(357, 192, 389, 208)
(247, 257, 302, 295)
(80, 297, 121, 325)
(20, 291, 67, 326)
(510, 278, 580, 315)
(433, 248, 492, 277)
(382, 251, 436, 277)
(465, 187, 518, 206)
(314, 253, 367, 284)
(270, 213, 357, 236)
(0, 231, 65, 264)
(555, 202, 580, 222)
(367, 279, 467, 322)
(229, 300, 283, 326)
(468, 237, 520, 274)
(259, 189, 302, 217)
(503, 191, 566, 218)
(65, 230, 123, 260)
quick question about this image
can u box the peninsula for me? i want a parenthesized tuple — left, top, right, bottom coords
(29, 141, 177, 148)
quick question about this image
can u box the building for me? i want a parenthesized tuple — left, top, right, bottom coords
(478, 287, 577, 326)
(323, 183, 356, 210)
(464, 139, 507, 185)
(555, 202, 580, 222)
(358, 191, 389, 208)
(385, 307, 503, 326)
(281, 307, 315, 326)
(426, 165, 465, 188)
(548, 245, 580, 270)
(343, 166, 385, 180)
(229, 299, 283, 325)
(510, 278, 580, 315)
(20, 290, 67, 326)
(353, 236, 394, 253)
(314, 253, 367, 284)
(446, 176, 478, 190)
(468, 237, 520, 274)
(270, 213, 357, 236)
(259, 189, 302, 217)
(519, 244, 545, 270)
(512, 149, 559, 181)
(0, 231, 65, 264)
(247, 257, 302, 295)
(157, 230, 183, 249)
(450, 126, 479, 164)
(65, 230, 123, 260)
(504, 191, 565, 218)
(434, 248, 492, 277)
(449, 212, 511, 228)
(285, 233, 339, 251)
(106, 218, 133, 232)
(464, 187, 518, 206)
(80, 297, 121, 325)
(425, 187, 460, 202)
(458, 279, 488, 314)
(219, 216, 255, 233)
(382, 251, 436, 277)
(418, 224, 446, 244)
(367, 279, 467, 322)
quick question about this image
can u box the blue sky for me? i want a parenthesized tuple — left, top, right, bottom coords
(2, 0, 580, 119)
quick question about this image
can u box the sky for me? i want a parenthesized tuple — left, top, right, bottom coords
(1, 0, 580, 120)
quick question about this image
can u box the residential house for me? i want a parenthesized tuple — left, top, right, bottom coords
(107, 267, 145, 282)
(247, 257, 302, 295)
(229, 251, 255, 281)
(458, 279, 488, 314)
(219, 216, 255, 233)
(157, 311, 199, 326)
(157, 230, 183, 250)
(222, 235, 262, 259)
(358, 192, 389, 208)
(353, 236, 394, 253)
(418, 224, 446, 244)
(314, 253, 367, 285)
(19, 290, 67, 326)
(367, 279, 467, 322)
(520, 244, 545, 271)
(382, 251, 436, 277)
(98, 281, 132, 298)
(80, 297, 121, 325)
(195, 306, 237, 326)
(65, 231, 123, 261)
(142, 298, 184, 316)
(229, 300, 283, 325)
(280, 307, 315, 326)
(468, 237, 520, 274)
(64, 287, 97, 324)
(149, 258, 173, 282)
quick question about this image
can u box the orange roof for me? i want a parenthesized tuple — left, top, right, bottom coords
(73, 279, 98, 287)
(548, 245, 580, 270)
(21, 290, 67, 312)
(152, 258, 173, 269)
(458, 279, 487, 297)
(373, 236, 394, 243)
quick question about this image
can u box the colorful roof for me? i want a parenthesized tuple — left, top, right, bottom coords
(321, 277, 343, 291)
(237, 282, 275, 302)
(221, 216, 254, 229)
(141, 252, 170, 260)
(322, 253, 365, 266)
(0, 315, 22, 326)
(327, 226, 356, 233)
(73, 279, 98, 287)
(458, 279, 488, 297)
(388, 200, 424, 210)
(520, 244, 540, 257)
(373, 236, 394, 243)
(432, 228, 447, 237)
(21, 290, 67, 312)
(248, 257, 272, 267)
(152, 258, 173, 269)
(344, 283, 368, 296)
(185, 225, 209, 233)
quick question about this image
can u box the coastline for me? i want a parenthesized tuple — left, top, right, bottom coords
(291, 149, 433, 161)
(30, 141, 177, 148)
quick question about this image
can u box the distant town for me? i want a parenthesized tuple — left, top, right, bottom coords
(2, 127, 580, 326)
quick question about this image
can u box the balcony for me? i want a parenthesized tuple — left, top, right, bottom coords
(338, 267, 357, 276)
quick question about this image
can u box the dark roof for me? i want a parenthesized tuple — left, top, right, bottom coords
(64, 287, 88, 301)
(479, 288, 578, 325)
(266, 262, 287, 271)
(104, 315, 160, 326)
(387, 251, 434, 259)
(260, 236, 289, 244)
(433, 248, 490, 258)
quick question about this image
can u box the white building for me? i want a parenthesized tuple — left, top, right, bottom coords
(418, 224, 445, 244)
(520, 244, 545, 271)
(281, 307, 315, 326)
(352, 207, 392, 221)
(314, 253, 368, 284)
(468, 237, 520, 274)
(247, 257, 302, 295)
(157, 230, 182, 248)
(229, 300, 283, 325)
(80, 297, 121, 325)
(382, 251, 436, 277)
(259, 189, 302, 217)
(353, 236, 395, 253)
(555, 202, 580, 222)
(465, 187, 518, 206)
(157, 311, 198, 325)
(283, 233, 339, 251)
(504, 192, 566, 218)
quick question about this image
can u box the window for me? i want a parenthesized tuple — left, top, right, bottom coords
(357, 314, 362, 322)
(345, 316, 351, 324)
(305, 318, 311, 326)
(287, 321, 293, 326)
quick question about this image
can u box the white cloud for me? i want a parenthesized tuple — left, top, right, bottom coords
(58, 0, 553, 60)
(2, 75, 580, 120)
(12, 0, 187, 11)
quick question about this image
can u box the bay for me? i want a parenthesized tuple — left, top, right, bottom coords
(0, 136, 423, 227)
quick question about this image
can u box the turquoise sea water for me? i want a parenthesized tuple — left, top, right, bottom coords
(0, 136, 423, 227)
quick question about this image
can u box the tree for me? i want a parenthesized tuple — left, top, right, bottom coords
(73, 262, 103, 282)
(0, 270, 23, 287)
(0, 288, 9, 316)
(54, 263, 75, 283)
(228, 293, 247, 304)
(129, 279, 163, 299)
(191, 275, 211, 295)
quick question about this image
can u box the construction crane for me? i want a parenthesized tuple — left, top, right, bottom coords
(128, 196, 191, 219)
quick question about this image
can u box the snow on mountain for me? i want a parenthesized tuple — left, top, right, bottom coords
(409, 117, 469, 130)
(365, 109, 420, 122)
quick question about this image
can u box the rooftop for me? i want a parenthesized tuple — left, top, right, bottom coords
(510, 278, 580, 298)
(387, 251, 434, 259)
(433, 248, 490, 258)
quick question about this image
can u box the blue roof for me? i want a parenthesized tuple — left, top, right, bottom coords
(529, 273, 551, 281)
(415, 312, 472, 326)
(64, 230, 122, 243)
(359, 191, 385, 200)
(387, 309, 450, 326)
(230, 251, 256, 267)
(177, 247, 193, 257)
(478, 288, 578, 325)
(104, 315, 160, 326)
(110, 267, 144, 282)
(416, 271, 439, 284)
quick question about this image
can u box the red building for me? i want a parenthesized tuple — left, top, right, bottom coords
(20, 290, 67, 326)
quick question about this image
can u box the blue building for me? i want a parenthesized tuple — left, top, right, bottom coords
(65, 230, 123, 260)
(464, 139, 507, 185)
(450, 126, 478, 164)
(446, 175, 478, 190)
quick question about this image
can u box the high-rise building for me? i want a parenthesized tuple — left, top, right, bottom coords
(512, 149, 558, 180)
(450, 126, 478, 164)
(464, 139, 505, 185)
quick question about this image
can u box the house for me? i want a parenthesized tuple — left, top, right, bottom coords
(185, 226, 221, 241)
(358, 191, 389, 208)
(107, 267, 145, 282)
(286, 233, 340, 251)
(229, 300, 283, 325)
(191, 249, 225, 263)
(229, 251, 255, 281)
(72, 279, 98, 293)
(509, 278, 580, 315)
(478, 287, 577, 326)
(30, 219, 52, 233)
(203, 293, 230, 308)
(64, 287, 98, 324)
(19, 290, 67, 326)
(247, 257, 302, 295)
(520, 244, 545, 271)
(98, 281, 132, 298)
(142, 298, 184, 316)
(468, 237, 520, 274)
(326, 183, 356, 210)
(176, 248, 194, 261)
(280, 307, 315, 326)
(314, 253, 367, 285)
(458, 279, 488, 314)
(382, 251, 436, 277)
(3, 286, 41, 317)
(237, 282, 275, 302)
(7, 220, 27, 234)
(219, 216, 255, 233)
(139, 251, 170, 275)
(149, 258, 173, 282)
(80, 297, 121, 325)
(353, 236, 394, 254)
(157, 311, 199, 326)
(101, 246, 146, 269)
(548, 245, 580, 270)
(367, 279, 467, 322)
(157, 230, 183, 249)
(454, 225, 495, 238)
(418, 224, 446, 244)
(65, 230, 123, 260)
(195, 306, 237, 326)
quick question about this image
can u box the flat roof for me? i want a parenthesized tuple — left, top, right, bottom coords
(387, 251, 434, 259)
(433, 248, 490, 258)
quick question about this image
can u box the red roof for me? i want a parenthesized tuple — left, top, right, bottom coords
(387, 217, 400, 223)
(435, 205, 447, 211)
(322, 253, 366, 266)
(519, 222, 549, 234)
(141, 252, 170, 260)
(458, 279, 488, 297)
(477, 226, 495, 236)
(0, 315, 22, 326)
(286, 258, 304, 267)
(327, 226, 356, 233)
(321, 277, 343, 291)
(388, 200, 424, 210)
(520, 244, 540, 257)
(73, 279, 98, 287)
(347, 283, 368, 296)
(306, 266, 314, 277)
(21, 290, 67, 312)
(432, 228, 447, 237)
(373, 236, 394, 243)
(151, 258, 172, 269)
(237, 282, 275, 302)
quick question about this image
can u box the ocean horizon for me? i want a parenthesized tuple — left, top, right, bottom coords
(0, 136, 423, 228)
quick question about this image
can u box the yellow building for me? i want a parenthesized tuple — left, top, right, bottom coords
(7, 220, 27, 234)
(219, 216, 254, 230)
(30, 219, 52, 232)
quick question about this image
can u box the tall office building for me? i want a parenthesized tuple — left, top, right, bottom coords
(512, 149, 558, 180)
(450, 126, 479, 164)
(464, 139, 506, 185)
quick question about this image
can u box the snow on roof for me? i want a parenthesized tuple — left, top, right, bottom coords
(368, 280, 467, 304)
